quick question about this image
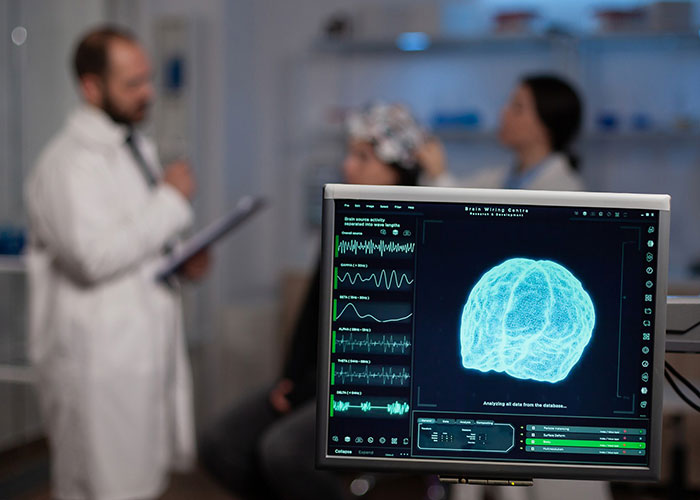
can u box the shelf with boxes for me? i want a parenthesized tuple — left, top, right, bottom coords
(313, 31, 700, 56)
(314, 33, 559, 55)
(306, 29, 700, 143)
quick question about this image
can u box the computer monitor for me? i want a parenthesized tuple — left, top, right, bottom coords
(316, 184, 670, 482)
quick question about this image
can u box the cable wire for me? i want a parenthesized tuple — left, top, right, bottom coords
(664, 366, 700, 413)
(665, 361, 700, 399)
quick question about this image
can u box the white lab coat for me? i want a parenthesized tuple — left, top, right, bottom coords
(467, 153, 584, 191)
(424, 153, 584, 191)
(429, 153, 585, 192)
(25, 105, 196, 500)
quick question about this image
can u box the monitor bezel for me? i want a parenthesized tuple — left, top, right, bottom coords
(316, 184, 670, 482)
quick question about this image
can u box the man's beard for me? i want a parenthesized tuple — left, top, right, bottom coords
(101, 91, 149, 126)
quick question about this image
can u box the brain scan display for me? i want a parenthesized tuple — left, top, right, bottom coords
(460, 258, 595, 383)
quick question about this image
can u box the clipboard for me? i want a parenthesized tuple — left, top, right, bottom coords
(156, 195, 266, 280)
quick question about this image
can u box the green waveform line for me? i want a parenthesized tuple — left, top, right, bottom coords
(332, 400, 410, 416)
(337, 239, 415, 257)
(338, 269, 414, 290)
(334, 365, 411, 386)
(335, 333, 411, 354)
(336, 302, 413, 323)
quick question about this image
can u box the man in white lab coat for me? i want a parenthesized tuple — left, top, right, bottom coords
(25, 26, 208, 499)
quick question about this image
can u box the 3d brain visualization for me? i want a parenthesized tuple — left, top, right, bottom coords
(459, 258, 595, 383)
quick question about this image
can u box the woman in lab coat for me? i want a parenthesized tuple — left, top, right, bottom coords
(423, 74, 585, 192)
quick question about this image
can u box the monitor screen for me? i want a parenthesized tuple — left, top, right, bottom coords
(316, 184, 670, 482)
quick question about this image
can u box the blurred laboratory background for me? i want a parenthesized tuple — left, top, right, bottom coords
(1, 0, 699, 498)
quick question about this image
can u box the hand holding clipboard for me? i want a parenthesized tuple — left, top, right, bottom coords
(156, 195, 266, 280)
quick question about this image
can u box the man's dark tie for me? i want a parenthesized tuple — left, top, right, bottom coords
(125, 130, 176, 280)
(125, 131, 158, 188)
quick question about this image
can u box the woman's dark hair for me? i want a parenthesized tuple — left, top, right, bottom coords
(366, 137, 420, 186)
(388, 161, 420, 186)
(521, 74, 583, 170)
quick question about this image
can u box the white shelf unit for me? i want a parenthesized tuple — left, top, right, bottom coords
(313, 31, 700, 54)
(0, 253, 40, 453)
(0, 254, 30, 379)
(285, 28, 700, 279)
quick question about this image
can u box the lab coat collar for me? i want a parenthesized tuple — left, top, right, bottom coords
(503, 152, 569, 190)
(67, 104, 132, 147)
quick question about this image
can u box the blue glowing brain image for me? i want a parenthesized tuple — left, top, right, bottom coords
(460, 258, 595, 383)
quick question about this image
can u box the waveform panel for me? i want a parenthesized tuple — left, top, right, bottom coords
(334, 301, 413, 324)
(333, 331, 412, 355)
(331, 363, 411, 387)
(335, 267, 414, 291)
(330, 395, 410, 418)
(335, 236, 415, 258)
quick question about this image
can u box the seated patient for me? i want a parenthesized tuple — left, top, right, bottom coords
(199, 103, 427, 500)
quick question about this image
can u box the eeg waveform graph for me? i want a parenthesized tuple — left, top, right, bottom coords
(332, 332, 412, 355)
(330, 395, 410, 418)
(331, 363, 411, 387)
(335, 267, 414, 291)
(335, 237, 415, 258)
(334, 300, 413, 324)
